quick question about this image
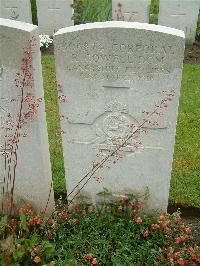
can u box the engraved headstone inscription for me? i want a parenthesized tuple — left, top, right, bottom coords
(158, 0, 199, 45)
(54, 22, 185, 211)
(36, 0, 74, 35)
(112, 0, 151, 23)
(0, 0, 32, 23)
(0, 18, 54, 213)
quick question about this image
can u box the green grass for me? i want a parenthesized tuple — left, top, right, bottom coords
(42, 56, 200, 208)
(149, 0, 159, 24)
(30, 0, 38, 25)
(42, 56, 66, 193)
(73, 0, 112, 24)
(170, 65, 200, 207)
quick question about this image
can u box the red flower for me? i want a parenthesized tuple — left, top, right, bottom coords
(174, 251, 181, 258)
(33, 256, 41, 264)
(143, 231, 149, 237)
(163, 227, 171, 235)
(51, 223, 56, 230)
(72, 203, 80, 211)
(28, 217, 42, 226)
(135, 217, 142, 223)
(191, 255, 200, 263)
(159, 214, 165, 221)
(119, 197, 128, 203)
(180, 226, 192, 235)
(187, 247, 194, 253)
(45, 232, 53, 240)
(28, 210, 35, 215)
(137, 202, 142, 208)
(101, 204, 109, 212)
(26, 203, 32, 209)
(175, 235, 188, 244)
(32, 246, 40, 254)
(130, 209, 137, 216)
(151, 224, 160, 230)
(91, 258, 98, 265)
(58, 211, 68, 219)
(117, 205, 123, 212)
(81, 210, 87, 216)
(40, 210, 45, 215)
(129, 202, 134, 208)
(177, 258, 185, 266)
(84, 253, 93, 260)
(34, 217, 41, 225)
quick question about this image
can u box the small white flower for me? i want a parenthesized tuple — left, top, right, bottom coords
(39, 35, 53, 49)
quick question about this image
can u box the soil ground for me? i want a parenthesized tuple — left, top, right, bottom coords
(182, 217, 200, 246)
(184, 41, 200, 64)
(168, 205, 200, 246)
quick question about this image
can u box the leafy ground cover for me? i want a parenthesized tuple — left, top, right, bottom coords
(0, 195, 200, 265)
(42, 56, 200, 208)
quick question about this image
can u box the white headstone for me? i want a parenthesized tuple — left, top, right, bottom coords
(0, 0, 32, 24)
(36, 0, 74, 36)
(0, 18, 54, 213)
(112, 0, 151, 23)
(158, 0, 199, 45)
(54, 22, 185, 211)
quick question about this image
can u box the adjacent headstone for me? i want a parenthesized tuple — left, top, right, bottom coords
(36, 0, 74, 36)
(158, 0, 199, 45)
(112, 0, 151, 23)
(0, 0, 32, 24)
(0, 18, 54, 213)
(54, 22, 185, 211)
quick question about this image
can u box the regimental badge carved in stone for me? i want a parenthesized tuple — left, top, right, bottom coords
(93, 100, 140, 153)
(103, 112, 130, 139)
(99, 100, 131, 141)
(10, 9, 19, 20)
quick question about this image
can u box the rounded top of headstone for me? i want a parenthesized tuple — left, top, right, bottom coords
(0, 18, 37, 32)
(54, 21, 185, 39)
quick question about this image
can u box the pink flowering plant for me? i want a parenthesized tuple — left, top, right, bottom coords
(0, 37, 42, 214)
(0, 194, 200, 265)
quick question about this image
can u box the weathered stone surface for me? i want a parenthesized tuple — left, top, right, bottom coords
(0, 0, 32, 23)
(158, 0, 199, 45)
(54, 21, 185, 211)
(36, 0, 74, 35)
(0, 18, 54, 213)
(112, 0, 151, 23)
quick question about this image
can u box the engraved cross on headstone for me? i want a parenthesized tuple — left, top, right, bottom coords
(5, 6, 19, 20)
(124, 11, 139, 21)
(170, 13, 186, 32)
(48, 6, 61, 33)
